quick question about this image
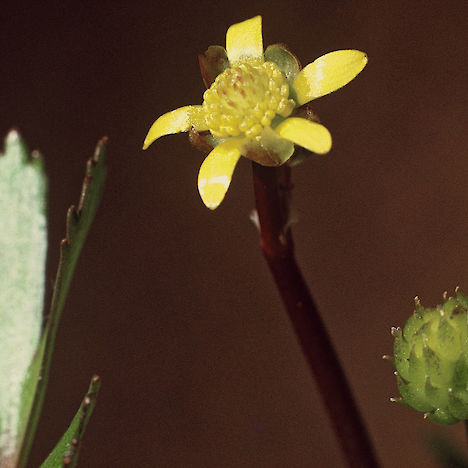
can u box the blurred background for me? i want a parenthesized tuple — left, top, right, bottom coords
(1, 0, 467, 466)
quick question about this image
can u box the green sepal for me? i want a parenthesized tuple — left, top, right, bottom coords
(434, 315, 461, 360)
(188, 128, 214, 154)
(245, 127, 294, 166)
(393, 335, 410, 380)
(264, 43, 301, 86)
(424, 376, 448, 409)
(429, 407, 459, 425)
(187, 128, 227, 155)
(198, 45, 228, 89)
(407, 345, 426, 383)
(287, 105, 322, 167)
(403, 310, 427, 340)
(455, 289, 468, 307)
(39, 376, 101, 468)
(452, 357, 468, 389)
(423, 344, 454, 389)
(447, 389, 468, 421)
(397, 377, 432, 413)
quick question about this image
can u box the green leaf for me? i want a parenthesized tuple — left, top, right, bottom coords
(18, 137, 108, 468)
(39, 375, 101, 468)
(0, 130, 47, 466)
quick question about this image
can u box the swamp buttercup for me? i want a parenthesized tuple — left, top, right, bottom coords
(143, 16, 367, 209)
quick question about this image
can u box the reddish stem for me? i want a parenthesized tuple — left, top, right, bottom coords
(465, 420, 468, 447)
(252, 162, 380, 468)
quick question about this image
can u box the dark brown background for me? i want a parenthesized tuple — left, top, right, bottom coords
(1, 1, 467, 466)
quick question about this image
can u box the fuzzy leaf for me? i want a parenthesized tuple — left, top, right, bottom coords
(18, 137, 107, 468)
(0, 130, 47, 466)
(39, 376, 101, 468)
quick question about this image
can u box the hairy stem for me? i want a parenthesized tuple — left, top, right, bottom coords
(252, 162, 379, 468)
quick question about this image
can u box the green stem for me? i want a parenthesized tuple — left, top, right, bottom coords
(252, 162, 380, 468)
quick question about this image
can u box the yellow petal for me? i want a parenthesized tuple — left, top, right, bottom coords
(226, 16, 263, 65)
(197, 138, 246, 209)
(143, 105, 207, 149)
(292, 50, 368, 105)
(274, 118, 332, 154)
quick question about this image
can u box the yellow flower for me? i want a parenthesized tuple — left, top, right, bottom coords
(143, 16, 367, 210)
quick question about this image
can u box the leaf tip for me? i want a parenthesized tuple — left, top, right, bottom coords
(6, 128, 20, 144)
(92, 136, 108, 164)
(90, 374, 100, 384)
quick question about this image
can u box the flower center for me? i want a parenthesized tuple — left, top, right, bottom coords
(202, 61, 295, 139)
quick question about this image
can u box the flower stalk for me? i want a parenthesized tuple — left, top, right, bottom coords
(143, 15, 375, 464)
(252, 162, 380, 468)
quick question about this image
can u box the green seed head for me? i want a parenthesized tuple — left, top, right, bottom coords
(391, 289, 468, 424)
(202, 61, 295, 139)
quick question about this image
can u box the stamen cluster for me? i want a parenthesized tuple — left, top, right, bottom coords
(202, 61, 295, 139)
